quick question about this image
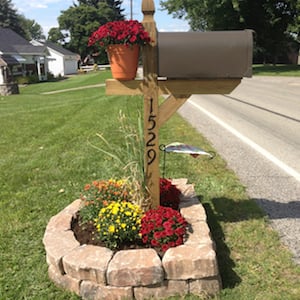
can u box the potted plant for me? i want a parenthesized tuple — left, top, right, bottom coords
(88, 20, 151, 80)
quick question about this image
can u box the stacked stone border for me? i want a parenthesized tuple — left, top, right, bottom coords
(43, 179, 222, 299)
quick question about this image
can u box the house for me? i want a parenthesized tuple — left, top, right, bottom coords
(0, 27, 48, 82)
(0, 54, 19, 83)
(32, 40, 79, 77)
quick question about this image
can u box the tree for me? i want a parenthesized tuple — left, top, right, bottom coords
(159, 0, 241, 31)
(160, 0, 299, 64)
(20, 16, 45, 40)
(0, 0, 44, 40)
(0, 0, 26, 37)
(58, 0, 124, 61)
(47, 27, 67, 44)
(238, 0, 298, 63)
(78, 0, 124, 18)
(288, 0, 300, 42)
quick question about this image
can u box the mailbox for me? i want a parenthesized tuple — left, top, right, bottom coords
(158, 30, 253, 79)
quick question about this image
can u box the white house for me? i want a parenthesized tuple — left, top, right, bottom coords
(0, 27, 48, 82)
(32, 41, 79, 77)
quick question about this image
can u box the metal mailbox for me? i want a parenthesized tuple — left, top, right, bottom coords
(158, 30, 253, 79)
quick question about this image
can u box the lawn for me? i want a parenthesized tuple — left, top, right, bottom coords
(1, 71, 300, 299)
(253, 64, 300, 76)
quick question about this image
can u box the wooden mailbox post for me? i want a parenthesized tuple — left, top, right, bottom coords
(106, 0, 253, 209)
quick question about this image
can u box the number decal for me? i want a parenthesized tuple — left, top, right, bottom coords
(146, 132, 156, 147)
(146, 98, 157, 165)
(148, 114, 156, 130)
(147, 149, 156, 165)
(149, 98, 154, 114)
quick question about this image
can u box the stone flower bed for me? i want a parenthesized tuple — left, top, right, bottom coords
(43, 179, 222, 299)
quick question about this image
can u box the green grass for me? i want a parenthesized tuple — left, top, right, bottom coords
(253, 64, 300, 76)
(20, 70, 112, 95)
(1, 72, 300, 299)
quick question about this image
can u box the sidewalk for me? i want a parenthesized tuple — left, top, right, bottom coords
(41, 83, 105, 95)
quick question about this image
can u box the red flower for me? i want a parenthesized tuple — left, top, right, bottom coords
(175, 237, 183, 246)
(161, 244, 169, 252)
(129, 35, 137, 43)
(160, 178, 181, 210)
(88, 20, 151, 48)
(165, 228, 174, 236)
(168, 241, 175, 248)
(151, 239, 160, 247)
(163, 220, 173, 230)
(153, 231, 162, 240)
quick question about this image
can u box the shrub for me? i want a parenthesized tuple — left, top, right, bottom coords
(160, 178, 181, 210)
(79, 179, 133, 225)
(15, 74, 40, 84)
(94, 201, 143, 249)
(140, 206, 187, 252)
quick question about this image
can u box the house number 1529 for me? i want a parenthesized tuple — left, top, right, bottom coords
(146, 97, 157, 165)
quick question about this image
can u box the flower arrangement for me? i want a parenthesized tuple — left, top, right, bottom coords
(77, 177, 187, 253)
(88, 20, 151, 48)
(159, 178, 181, 210)
(79, 179, 133, 225)
(140, 206, 187, 252)
(88, 20, 151, 80)
(94, 201, 143, 249)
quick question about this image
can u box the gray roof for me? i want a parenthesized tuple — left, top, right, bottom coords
(0, 27, 46, 55)
(0, 54, 20, 66)
(44, 41, 78, 57)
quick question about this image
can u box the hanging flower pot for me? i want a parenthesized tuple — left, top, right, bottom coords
(106, 44, 139, 80)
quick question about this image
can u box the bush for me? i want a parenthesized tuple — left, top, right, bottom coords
(140, 206, 187, 252)
(160, 178, 181, 210)
(94, 201, 143, 249)
(15, 74, 39, 84)
(79, 179, 134, 225)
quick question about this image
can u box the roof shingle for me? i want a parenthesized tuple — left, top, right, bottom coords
(0, 27, 46, 55)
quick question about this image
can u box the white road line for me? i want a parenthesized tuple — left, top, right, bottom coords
(188, 99, 300, 182)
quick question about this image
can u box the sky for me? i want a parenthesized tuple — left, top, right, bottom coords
(12, 0, 190, 36)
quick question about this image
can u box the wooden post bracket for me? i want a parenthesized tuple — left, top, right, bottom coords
(105, 77, 241, 129)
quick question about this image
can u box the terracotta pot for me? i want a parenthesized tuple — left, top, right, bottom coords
(106, 44, 139, 80)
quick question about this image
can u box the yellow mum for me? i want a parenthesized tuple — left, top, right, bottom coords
(108, 225, 115, 233)
(111, 204, 119, 215)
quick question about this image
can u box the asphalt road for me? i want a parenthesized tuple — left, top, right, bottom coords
(178, 76, 300, 264)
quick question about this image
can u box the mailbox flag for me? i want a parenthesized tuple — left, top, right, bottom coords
(160, 142, 214, 158)
(160, 142, 214, 177)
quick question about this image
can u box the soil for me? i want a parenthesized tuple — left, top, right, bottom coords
(71, 213, 104, 247)
(71, 213, 163, 256)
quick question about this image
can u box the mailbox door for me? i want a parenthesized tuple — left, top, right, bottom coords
(158, 30, 253, 79)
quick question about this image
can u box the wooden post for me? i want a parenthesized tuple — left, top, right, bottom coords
(142, 0, 160, 208)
